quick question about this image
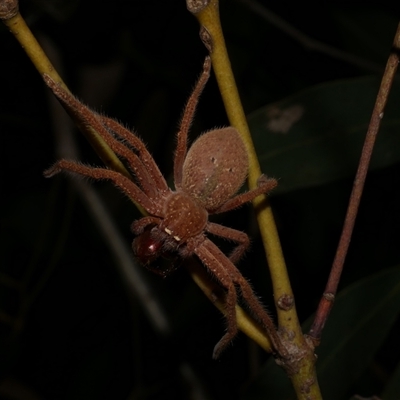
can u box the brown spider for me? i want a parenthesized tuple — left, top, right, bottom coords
(43, 57, 284, 359)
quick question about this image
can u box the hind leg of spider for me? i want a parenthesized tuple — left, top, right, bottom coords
(206, 222, 250, 264)
(212, 175, 278, 215)
(200, 239, 288, 358)
(193, 241, 239, 359)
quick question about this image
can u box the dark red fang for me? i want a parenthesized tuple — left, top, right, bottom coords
(132, 228, 162, 265)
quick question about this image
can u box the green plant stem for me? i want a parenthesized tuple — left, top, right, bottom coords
(1, 3, 129, 179)
(188, 1, 322, 399)
(190, 0, 298, 334)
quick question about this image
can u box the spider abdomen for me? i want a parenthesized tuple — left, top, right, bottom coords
(182, 127, 248, 210)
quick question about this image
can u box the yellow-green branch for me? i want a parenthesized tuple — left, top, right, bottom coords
(188, 0, 300, 341)
(188, 1, 321, 399)
(1, 3, 128, 178)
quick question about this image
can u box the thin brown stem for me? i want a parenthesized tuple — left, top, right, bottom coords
(309, 22, 400, 341)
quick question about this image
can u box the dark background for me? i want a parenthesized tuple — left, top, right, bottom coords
(1, 1, 400, 399)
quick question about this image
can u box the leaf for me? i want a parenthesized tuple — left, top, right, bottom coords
(379, 358, 400, 400)
(248, 76, 400, 194)
(242, 267, 400, 400)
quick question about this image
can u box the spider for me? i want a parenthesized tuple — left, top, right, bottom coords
(43, 56, 285, 359)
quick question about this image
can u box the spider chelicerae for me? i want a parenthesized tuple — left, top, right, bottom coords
(43, 56, 284, 359)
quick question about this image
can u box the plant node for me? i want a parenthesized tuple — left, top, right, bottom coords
(0, 0, 19, 20)
(186, 0, 210, 14)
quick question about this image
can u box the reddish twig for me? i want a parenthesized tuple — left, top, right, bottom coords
(309, 22, 400, 342)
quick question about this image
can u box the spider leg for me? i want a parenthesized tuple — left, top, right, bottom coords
(211, 175, 278, 214)
(174, 56, 211, 189)
(206, 222, 250, 264)
(199, 239, 288, 358)
(131, 216, 162, 235)
(193, 241, 239, 359)
(99, 116, 169, 193)
(44, 160, 161, 216)
(96, 127, 160, 199)
(43, 74, 165, 198)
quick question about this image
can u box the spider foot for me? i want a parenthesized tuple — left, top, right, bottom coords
(256, 174, 278, 190)
(131, 217, 157, 235)
(43, 162, 64, 178)
(212, 331, 236, 360)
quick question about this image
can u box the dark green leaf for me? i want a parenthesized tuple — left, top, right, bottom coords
(249, 77, 400, 194)
(380, 358, 400, 400)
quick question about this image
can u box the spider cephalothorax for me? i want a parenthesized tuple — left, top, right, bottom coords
(44, 57, 284, 358)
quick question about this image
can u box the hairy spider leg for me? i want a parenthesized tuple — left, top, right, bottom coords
(99, 116, 169, 194)
(131, 216, 163, 235)
(43, 74, 164, 199)
(204, 176, 277, 263)
(174, 56, 211, 189)
(193, 241, 239, 359)
(211, 175, 278, 215)
(199, 239, 288, 359)
(205, 223, 250, 264)
(44, 161, 162, 217)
